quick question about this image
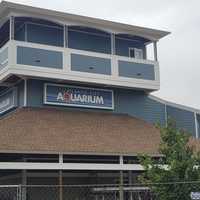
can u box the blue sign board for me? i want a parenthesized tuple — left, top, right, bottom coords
(0, 88, 18, 114)
(44, 83, 114, 110)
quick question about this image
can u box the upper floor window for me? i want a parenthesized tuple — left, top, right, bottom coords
(0, 20, 10, 48)
(14, 17, 64, 47)
(129, 48, 143, 59)
(116, 34, 148, 59)
(68, 26, 111, 54)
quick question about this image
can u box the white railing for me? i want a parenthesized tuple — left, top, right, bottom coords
(0, 42, 9, 70)
(1, 40, 160, 90)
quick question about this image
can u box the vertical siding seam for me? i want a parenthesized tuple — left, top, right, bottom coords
(194, 112, 199, 138)
(25, 23, 28, 42)
(164, 104, 167, 127)
(23, 79, 27, 107)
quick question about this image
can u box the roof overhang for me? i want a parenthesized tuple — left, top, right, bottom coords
(0, 1, 170, 41)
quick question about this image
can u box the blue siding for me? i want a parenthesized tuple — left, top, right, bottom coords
(68, 29, 111, 54)
(0, 47, 8, 70)
(17, 46, 63, 69)
(166, 105, 196, 136)
(27, 80, 44, 107)
(26, 79, 166, 126)
(115, 37, 145, 58)
(12, 79, 199, 135)
(17, 81, 25, 107)
(115, 90, 166, 125)
(71, 54, 111, 75)
(118, 60, 155, 80)
(3, 78, 197, 137)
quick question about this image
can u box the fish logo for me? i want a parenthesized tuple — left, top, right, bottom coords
(63, 90, 71, 102)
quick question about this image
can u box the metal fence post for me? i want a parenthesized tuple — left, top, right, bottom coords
(119, 171, 124, 200)
(17, 185, 22, 200)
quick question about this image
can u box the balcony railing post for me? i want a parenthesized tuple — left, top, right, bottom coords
(65, 25, 68, 48)
(17, 185, 22, 200)
(21, 168, 27, 200)
(9, 16, 14, 41)
(111, 33, 115, 55)
(153, 41, 158, 61)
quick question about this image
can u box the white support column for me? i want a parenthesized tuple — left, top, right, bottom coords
(119, 155, 123, 165)
(111, 33, 115, 55)
(111, 33, 118, 78)
(59, 154, 63, 200)
(153, 41, 158, 61)
(63, 25, 66, 48)
(9, 16, 14, 40)
(128, 170, 133, 200)
(64, 26, 69, 72)
(59, 154, 63, 163)
(65, 26, 68, 48)
(194, 113, 199, 138)
(22, 157, 27, 200)
(128, 158, 133, 200)
(119, 156, 124, 200)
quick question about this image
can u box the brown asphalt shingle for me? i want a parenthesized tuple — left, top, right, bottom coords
(0, 107, 162, 155)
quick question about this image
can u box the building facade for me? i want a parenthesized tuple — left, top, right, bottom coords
(0, 1, 199, 199)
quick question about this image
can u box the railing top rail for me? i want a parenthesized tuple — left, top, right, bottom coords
(0, 185, 19, 188)
(6, 184, 150, 188)
(0, 40, 10, 52)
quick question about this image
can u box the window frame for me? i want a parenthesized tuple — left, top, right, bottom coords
(129, 47, 143, 59)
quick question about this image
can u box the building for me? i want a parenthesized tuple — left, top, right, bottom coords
(0, 1, 199, 199)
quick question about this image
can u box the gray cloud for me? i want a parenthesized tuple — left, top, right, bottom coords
(4, 0, 200, 109)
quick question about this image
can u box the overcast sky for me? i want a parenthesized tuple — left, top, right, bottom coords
(5, 0, 200, 109)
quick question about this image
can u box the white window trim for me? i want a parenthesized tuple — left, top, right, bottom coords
(128, 47, 135, 58)
(129, 47, 143, 59)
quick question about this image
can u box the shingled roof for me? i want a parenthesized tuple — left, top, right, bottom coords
(0, 107, 162, 155)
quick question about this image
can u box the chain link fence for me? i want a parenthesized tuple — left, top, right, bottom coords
(0, 182, 200, 200)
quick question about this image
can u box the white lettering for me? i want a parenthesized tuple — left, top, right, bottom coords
(56, 91, 105, 105)
(95, 96, 104, 105)
(57, 92, 64, 101)
(88, 95, 95, 104)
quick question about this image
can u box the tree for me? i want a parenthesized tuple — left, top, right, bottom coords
(139, 120, 200, 200)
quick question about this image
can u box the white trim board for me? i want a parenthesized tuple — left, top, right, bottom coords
(149, 95, 200, 114)
(0, 162, 145, 171)
(0, 87, 17, 114)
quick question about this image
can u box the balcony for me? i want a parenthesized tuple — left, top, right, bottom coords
(0, 17, 159, 91)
